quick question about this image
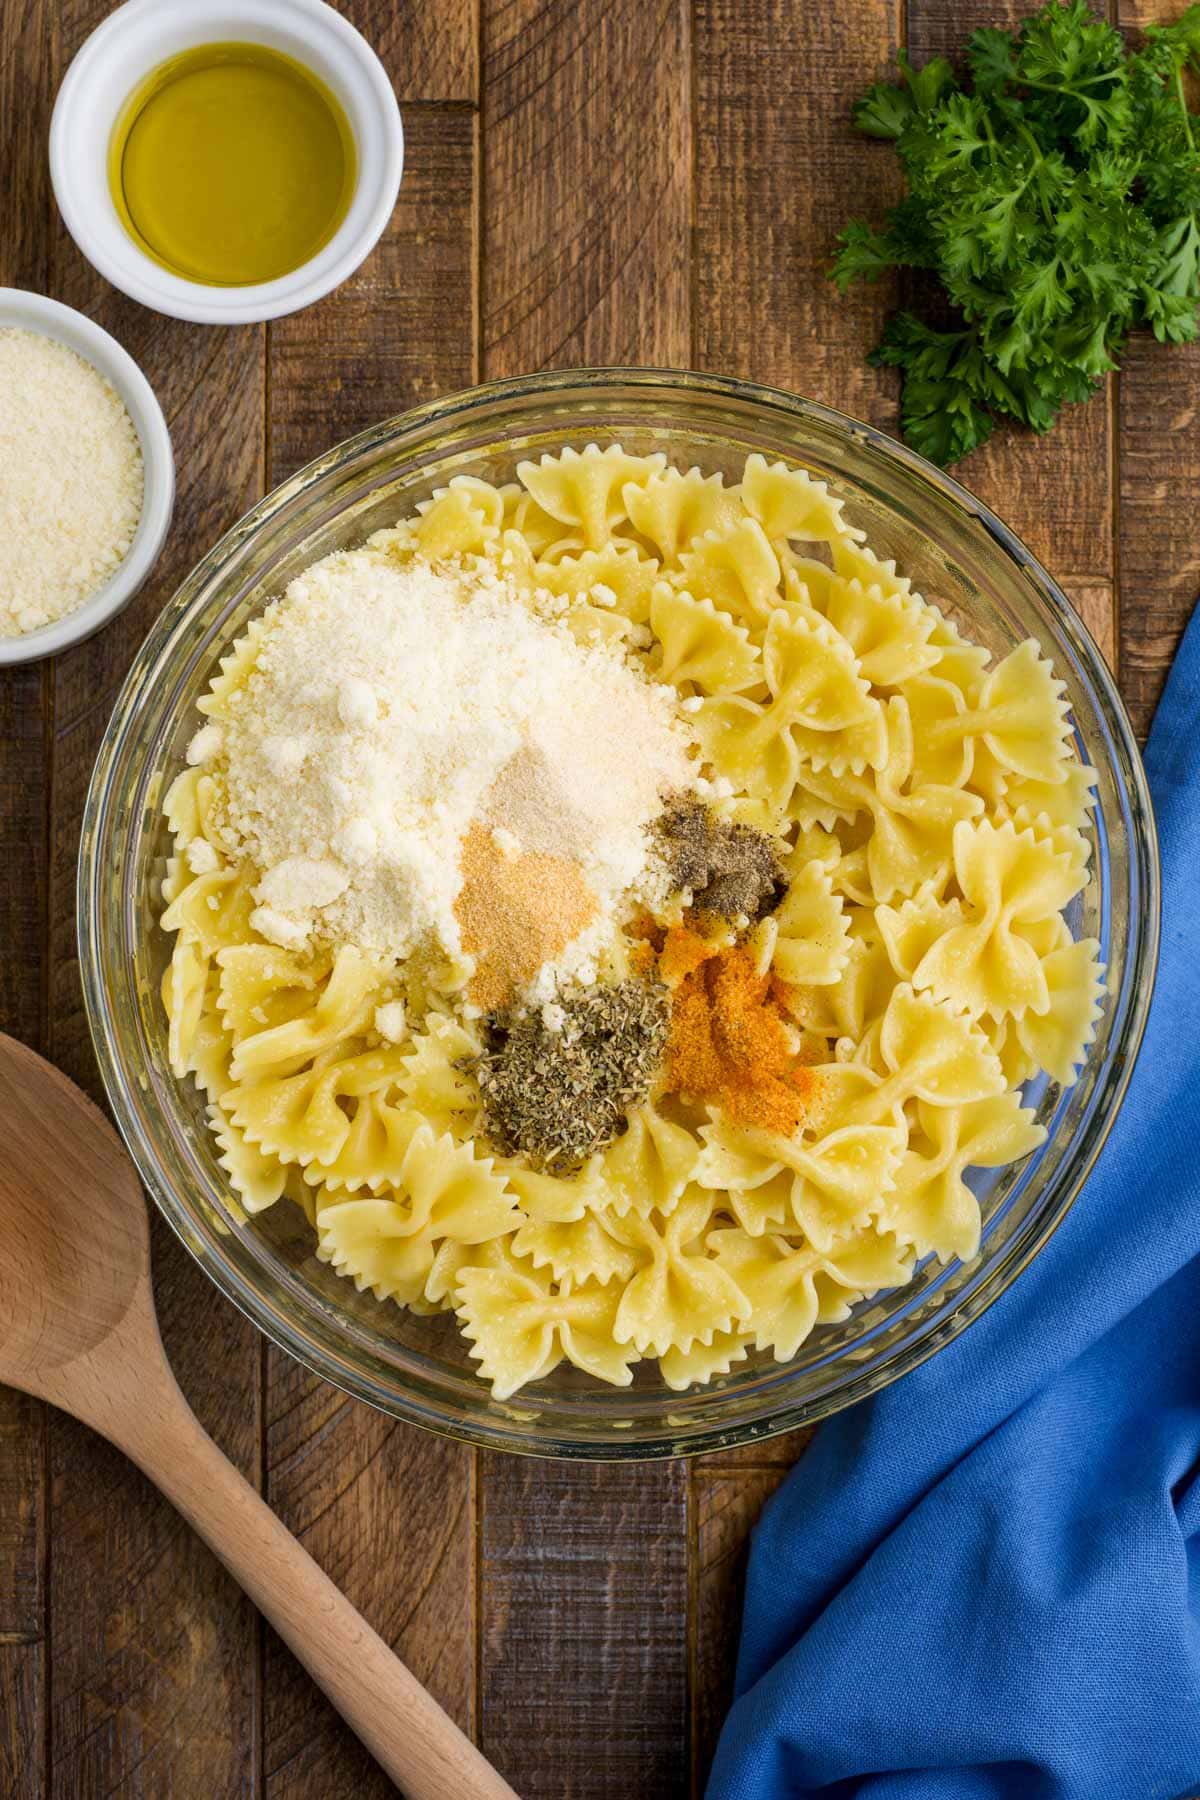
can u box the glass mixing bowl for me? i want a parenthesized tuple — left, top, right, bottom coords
(79, 369, 1159, 1459)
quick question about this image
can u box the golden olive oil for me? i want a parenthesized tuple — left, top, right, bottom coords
(108, 43, 356, 287)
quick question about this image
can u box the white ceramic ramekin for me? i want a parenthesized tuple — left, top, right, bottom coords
(49, 0, 404, 326)
(0, 289, 174, 666)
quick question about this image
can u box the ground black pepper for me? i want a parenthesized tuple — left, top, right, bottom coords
(655, 798, 784, 921)
(469, 978, 670, 1174)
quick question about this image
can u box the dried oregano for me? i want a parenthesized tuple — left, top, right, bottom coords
(470, 978, 669, 1174)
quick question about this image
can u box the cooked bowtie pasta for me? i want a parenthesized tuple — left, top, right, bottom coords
(159, 444, 1104, 1398)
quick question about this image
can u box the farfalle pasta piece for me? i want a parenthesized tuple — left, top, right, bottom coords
(316, 1198, 442, 1308)
(786, 563, 940, 688)
(392, 1125, 523, 1242)
(414, 479, 502, 561)
(876, 884, 963, 980)
(397, 1015, 480, 1137)
(1004, 806, 1091, 884)
(740, 454, 859, 548)
(780, 921, 895, 1045)
(501, 484, 574, 557)
(562, 605, 634, 649)
(650, 585, 762, 694)
(877, 1090, 1046, 1261)
(516, 444, 666, 551)
(160, 863, 258, 960)
(188, 994, 236, 1099)
(672, 518, 782, 628)
(1014, 937, 1105, 1083)
(831, 534, 918, 601)
(814, 984, 1005, 1132)
(419, 1234, 511, 1309)
(792, 697, 983, 901)
(456, 1261, 639, 1396)
(693, 610, 885, 812)
(215, 943, 327, 1041)
(875, 983, 1006, 1110)
(163, 939, 208, 1079)
(195, 614, 268, 718)
(163, 765, 222, 850)
(316, 1127, 521, 1307)
(913, 819, 1088, 1019)
(534, 542, 660, 624)
(696, 1115, 906, 1253)
(708, 1225, 912, 1360)
(511, 1206, 641, 1288)
(768, 858, 851, 986)
(598, 1102, 702, 1217)
(208, 1100, 289, 1216)
(229, 945, 382, 1083)
(905, 640, 1073, 793)
(224, 1045, 411, 1168)
(310, 1090, 424, 1194)
(923, 606, 991, 702)
(608, 1189, 751, 1356)
(660, 1330, 752, 1391)
(998, 761, 1098, 831)
(983, 1016, 1040, 1089)
(500, 1158, 605, 1224)
(622, 466, 741, 560)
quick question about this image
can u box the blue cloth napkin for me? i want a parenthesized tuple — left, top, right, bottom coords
(707, 606, 1200, 1800)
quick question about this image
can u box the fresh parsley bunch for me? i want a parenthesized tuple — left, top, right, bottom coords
(832, 0, 1200, 464)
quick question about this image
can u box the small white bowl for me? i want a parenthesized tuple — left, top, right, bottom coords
(49, 0, 404, 326)
(0, 290, 174, 666)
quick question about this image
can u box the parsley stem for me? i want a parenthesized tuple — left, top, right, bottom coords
(1175, 68, 1196, 151)
(1019, 70, 1122, 94)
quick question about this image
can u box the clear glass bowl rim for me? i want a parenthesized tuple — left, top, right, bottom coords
(79, 366, 1160, 1461)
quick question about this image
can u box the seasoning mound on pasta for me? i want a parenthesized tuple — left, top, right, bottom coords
(159, 445, 1103, 1397)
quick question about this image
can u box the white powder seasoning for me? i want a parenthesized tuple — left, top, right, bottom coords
(0, 329, 144, 637)
(212, 553, 696, 965)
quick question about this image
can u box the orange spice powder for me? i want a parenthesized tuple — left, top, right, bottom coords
(658, 923, 721, 986)
(455, 823, 597, 1011)
(663, 931, 814, 1135)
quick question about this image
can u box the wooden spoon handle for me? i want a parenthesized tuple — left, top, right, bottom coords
(120, 1383, 517, 1800)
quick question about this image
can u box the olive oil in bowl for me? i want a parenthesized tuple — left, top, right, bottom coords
(109, 43, 356, 288)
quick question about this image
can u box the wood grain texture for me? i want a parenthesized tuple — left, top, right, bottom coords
(337, 0, 478, 103)
(692, 1471, 787, 1793)
(694, 0, 903, 426)
(480, 0, 691, 374)
(480, 1457, 689, 1798)
(0, 0, 58, 1786)
(1114, 337, 1200, 735)
(262, 91, 479, 1800)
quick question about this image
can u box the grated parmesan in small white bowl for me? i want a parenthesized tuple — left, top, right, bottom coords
(0, 289, 173, 665)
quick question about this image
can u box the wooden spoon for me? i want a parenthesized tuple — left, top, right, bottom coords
(0, 1033, 518, 1800)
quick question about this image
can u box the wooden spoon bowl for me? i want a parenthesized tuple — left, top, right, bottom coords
(0, 1032, 517, 1800)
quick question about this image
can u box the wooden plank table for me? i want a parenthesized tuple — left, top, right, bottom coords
(0, 0, 1192, 1793)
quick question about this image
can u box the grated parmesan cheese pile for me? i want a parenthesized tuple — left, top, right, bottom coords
(0, 328, 144, 637)
(200, 551, 696, 987)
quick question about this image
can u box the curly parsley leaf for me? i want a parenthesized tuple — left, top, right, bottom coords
(832, 0, 1200, 464)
